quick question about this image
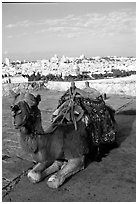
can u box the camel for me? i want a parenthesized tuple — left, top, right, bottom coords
(10, 91, 117, 188)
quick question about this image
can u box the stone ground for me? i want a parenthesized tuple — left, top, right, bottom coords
(2, 89, 136, 202)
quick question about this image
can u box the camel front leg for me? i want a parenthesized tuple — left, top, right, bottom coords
(47, 156, 85, 188)
(28, 160, 64, 183)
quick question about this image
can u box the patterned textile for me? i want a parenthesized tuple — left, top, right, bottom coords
(79, 96, 116, 145)
(56, 90, 116, 146)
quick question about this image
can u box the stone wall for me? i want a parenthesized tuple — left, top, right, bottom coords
(2, 75, 136, 96)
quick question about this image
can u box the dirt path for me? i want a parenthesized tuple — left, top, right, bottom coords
(2, 90, 136, 202)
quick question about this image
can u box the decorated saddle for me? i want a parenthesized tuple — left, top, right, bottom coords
(80, 96, 116, 145)
(51, 87, 117, 146)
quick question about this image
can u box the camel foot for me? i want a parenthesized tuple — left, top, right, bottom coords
(47, 173, 65, 189)
(47, 157, 84, 188)
(27, 170, 42, 183)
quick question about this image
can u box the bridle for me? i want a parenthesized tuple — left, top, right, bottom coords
(11, 100, 36, 128)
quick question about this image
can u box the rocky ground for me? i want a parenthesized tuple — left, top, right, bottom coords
(2, 89, 136, 202)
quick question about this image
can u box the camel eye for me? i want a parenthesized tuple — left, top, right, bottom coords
(10, 105, 14, 109)
(11, 105, 21, 113)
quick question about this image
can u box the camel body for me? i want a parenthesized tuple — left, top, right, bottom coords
(10, 91, 116, 188)
(19, 120, 89, 163)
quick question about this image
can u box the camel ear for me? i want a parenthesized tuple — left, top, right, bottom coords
(9, 90, 19, 99)
(8, 90, 20, 106)
(9, 90, 16, 97)
(35, 94, 41, 105)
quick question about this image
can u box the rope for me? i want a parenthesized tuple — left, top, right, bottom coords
(60, 89, 77, 129)
(115, 99, 134, 114)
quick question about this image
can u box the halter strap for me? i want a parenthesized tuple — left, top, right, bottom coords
(16, 100, 33, 128)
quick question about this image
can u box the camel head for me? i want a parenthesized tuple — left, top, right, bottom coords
(10, 91, 41, 129)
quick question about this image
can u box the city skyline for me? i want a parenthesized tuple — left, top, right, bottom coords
(2, 2, 136, 61)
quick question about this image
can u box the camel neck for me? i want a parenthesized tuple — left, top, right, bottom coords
(19, 109, 44, 135)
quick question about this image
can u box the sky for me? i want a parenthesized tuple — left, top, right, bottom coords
(2, 2, 136, 61)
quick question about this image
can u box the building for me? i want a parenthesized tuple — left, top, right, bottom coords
(5, 58, 10, 66)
